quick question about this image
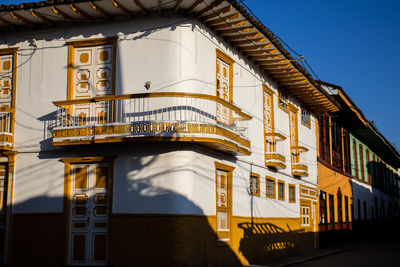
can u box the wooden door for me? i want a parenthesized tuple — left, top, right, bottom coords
(69, 163, 111, 266)
(216, 57, 231, 126)
(72, 44, 113, 125)
(0, 54, 13, 134)
(289, 107, 299, 164)
(216, 169, 231, 242)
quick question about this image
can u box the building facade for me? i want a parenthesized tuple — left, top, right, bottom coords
(0, 0, 342, 266)
(316, 81, 400, 246)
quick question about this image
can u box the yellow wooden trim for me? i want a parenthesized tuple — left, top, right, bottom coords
(0, 48, 19, 149)
(216, 48, 235, 65)
(249, 172, 260, 197)
(61, 156, 116, 164)
(299, 184, 317, 191)
(0, 47, 19, 55)
(265, 176, 276, 199)
(292, 170, 309, 177)
(288, 184, 296, 203)
(53, 122, 252, 154)
(66, 44, 74, 101)
(66, 37, 118, 47)
(111, 0, 130, 14)
(300, 108, 311, 129)
(292, 145, 309, 152)
(263, 84, 274, 96)
(265, 161, 286, 169)
(66, 37, 118, 100)
(214, 161, 235, 172)
(300, 199, 311, 206)
(63, 156, 115, 265)
(277, 180, 285, 201)
(264, 132, 286, 140)
(216, 48, 234, 106)
(9, 11, 35, 28)
(288, 102, 298, 113)
(214, 161, 234, 245)
(89, 2, 112, 19)
(263, 84, 278, 169)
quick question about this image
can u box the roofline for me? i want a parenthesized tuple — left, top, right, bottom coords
(318, 80, 400, 166)
(1, 0, 339, 113)
(226, 0, 340, 111)
(0, 0, 96, 12)
(318, 80, 368, 124)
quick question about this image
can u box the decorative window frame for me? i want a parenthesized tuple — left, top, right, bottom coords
(277, 180, 285, 201)
(0, 47, 19, 150)
(265, 176, 276, 199)
(288, 184, 296, 203)
(215, 49, 234, 103)
(66, 37, 118, 100)
(249, 172, 260, 197)
(61, 156, 115, 266)
(214, 161, 235, 246)
(300, 205, 310, 226)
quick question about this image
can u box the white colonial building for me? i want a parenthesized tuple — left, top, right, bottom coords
(0, 0, 338, 266)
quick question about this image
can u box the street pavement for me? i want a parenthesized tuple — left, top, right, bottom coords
(249, 234, 400, 267)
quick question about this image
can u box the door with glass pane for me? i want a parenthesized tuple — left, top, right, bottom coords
(69, 163, 110, 266)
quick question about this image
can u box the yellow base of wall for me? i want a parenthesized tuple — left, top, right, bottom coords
(9, 213, 317, 266)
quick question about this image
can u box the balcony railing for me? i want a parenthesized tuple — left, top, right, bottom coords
(0, 108, 13, 149)
(291, 146, 308, 177)
(265, 132, 286, 169)
(53, 92, 252, 155)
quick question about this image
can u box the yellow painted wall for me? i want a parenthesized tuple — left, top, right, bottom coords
(318, 161, 353, 224)
(10, 213, 317, 266)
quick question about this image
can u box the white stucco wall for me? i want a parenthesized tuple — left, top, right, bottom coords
(5, 15, 318, 216)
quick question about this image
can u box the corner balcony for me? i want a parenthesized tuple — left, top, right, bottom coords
(52, 93, 252, 155)
(291, 146, 309, 177)
(0, 108, 13, 150)
(265, 132, 286, 169)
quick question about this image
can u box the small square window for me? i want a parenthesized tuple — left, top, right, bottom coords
(266, 177, 275, 198)
(289, 184, 296, 203)
(278, 180, 285, 200)
(249, 173, 260, 196)
(301, 108, 311, 128)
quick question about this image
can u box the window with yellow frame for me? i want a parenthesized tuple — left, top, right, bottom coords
(265, 176, 276, 199)
(277, 180, 285, 200)
(288, 184, 296, 203)
(249, 172, 260, 197)
(301, 108, 311, 128)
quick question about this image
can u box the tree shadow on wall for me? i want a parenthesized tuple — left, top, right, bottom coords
(238, 222, 314, 265)
(9, 144, 244, 267)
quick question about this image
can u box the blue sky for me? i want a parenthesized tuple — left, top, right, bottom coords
(2, 0, 400, 150)
(241, 0, 400, 150)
